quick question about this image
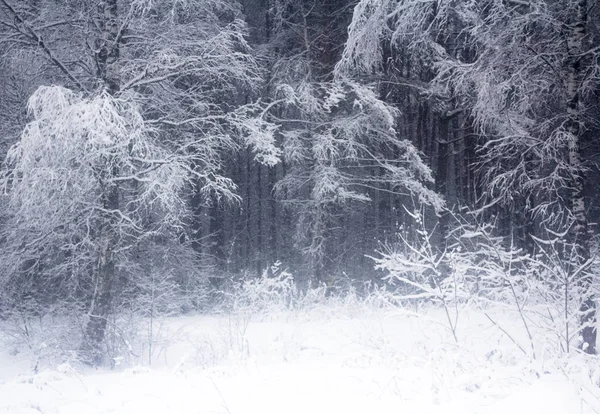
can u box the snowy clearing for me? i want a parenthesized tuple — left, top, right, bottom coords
(1, 304, 598, 414)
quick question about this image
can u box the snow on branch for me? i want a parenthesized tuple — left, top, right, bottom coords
(1, 85, 224, 236)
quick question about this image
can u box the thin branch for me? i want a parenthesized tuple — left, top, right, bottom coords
(485, 313, 528, 355)
(0, 0, 87, 91)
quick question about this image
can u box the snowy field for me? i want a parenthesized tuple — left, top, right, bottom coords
(1, 302, 599, 414)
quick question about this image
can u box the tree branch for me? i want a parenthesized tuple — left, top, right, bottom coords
(0, 0, 87, 92)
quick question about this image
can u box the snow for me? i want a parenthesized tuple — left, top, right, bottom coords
(0, 305, 597, 414)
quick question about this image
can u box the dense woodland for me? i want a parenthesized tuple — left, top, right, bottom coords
(1, 0, 600, 365)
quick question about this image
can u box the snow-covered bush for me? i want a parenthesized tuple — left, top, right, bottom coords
(220, 262, 297, 317)
(372, 208, 462, 342)
(0, 304, 84, 371)
(217, 262, 401, 328)
(373, 209, 597, 359)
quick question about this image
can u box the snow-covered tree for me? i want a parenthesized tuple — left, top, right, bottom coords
(0, 86, 196, 363)
(0, 0, 279, 364)
(245, 0, 442, 285)
(340, 0, 600, 353)
(273, 78, 442, 283)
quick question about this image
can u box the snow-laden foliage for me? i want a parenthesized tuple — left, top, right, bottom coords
(271, 76, 442, 276)
(335, 0, 390, 75)
(339, 0, 599, 225)
(276, 80, 438, 206)
(5, 86, 187, 221)
(0, 86, 201, 316)
(0, 0, 286, 364)
(0, 0, 281, 191)
(341, 0, 599, 353)
(120, 1, 282, 170)
(217, 261, 396, 323)
(222, 262, 297, 317)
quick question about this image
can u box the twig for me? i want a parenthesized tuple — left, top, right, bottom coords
(484, 312, 528, 356)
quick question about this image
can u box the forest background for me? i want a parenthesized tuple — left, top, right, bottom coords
(1, 0, 600, 365)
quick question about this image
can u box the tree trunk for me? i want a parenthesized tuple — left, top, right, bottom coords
(95, 0, 120, 94)
(566, 0, 595, 354)
(82, 0, 121, 365)
(82, 183, 119, 366)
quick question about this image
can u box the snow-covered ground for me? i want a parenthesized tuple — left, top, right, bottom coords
(1, 303, 598, 414)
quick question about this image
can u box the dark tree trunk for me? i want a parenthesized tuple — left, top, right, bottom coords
(566, 0, 596, 354)
(82, 180, 119, 366)
(81, 0, 121, 365)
